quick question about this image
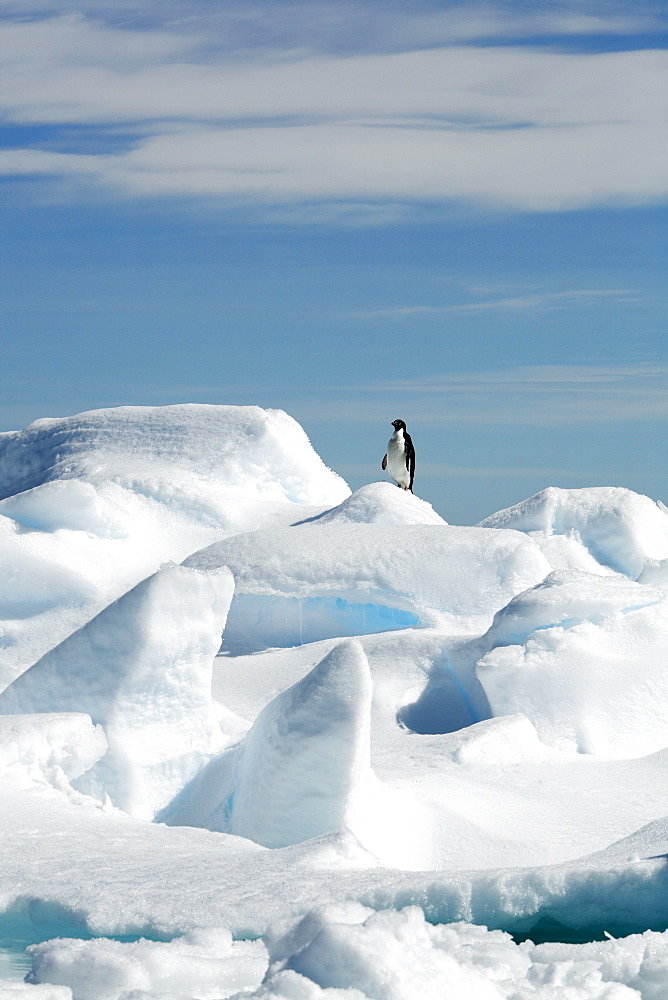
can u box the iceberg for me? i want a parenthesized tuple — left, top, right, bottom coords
(479, 485, 668, 580)
(0, 406, 667, 998)
(0, 405, 347, 685)
(0, 562, 234, 818)
(162, 639, 373, 848)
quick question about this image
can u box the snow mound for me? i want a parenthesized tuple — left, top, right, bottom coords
(187, 523, 550, 648)
(479, 486, 668, 580)
(0, 562, 234, 817)
(476, 570, 668, 757)
(161, 640, 373, 849)
(24, 903, 668, 1000)
(0, 404, 350, 507)
(27, 928, 267, 1000)
(248, 902, 662, 1000)
(0, 982, 72, 999)
(482, 568, 664, 649)
(298, 482, 447, 526)
(0, 480, 128, 538)
(0, 713, 106, 791)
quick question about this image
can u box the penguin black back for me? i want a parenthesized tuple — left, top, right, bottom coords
(382, 419, 415, 492)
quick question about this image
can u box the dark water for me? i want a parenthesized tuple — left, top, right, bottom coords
(510, 914, 668, 946)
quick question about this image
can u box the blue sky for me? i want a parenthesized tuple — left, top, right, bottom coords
(1, 1, 667, 523)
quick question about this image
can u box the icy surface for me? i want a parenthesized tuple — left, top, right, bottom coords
(0, 406, 668, 997)
(187, 520, 551, 648)
(479, 486, 668, 580)
(162, 640, 373, 848)
(0, 404, 344, 686)
(0, 562, 235, 818)
(476, 570, 668, 757)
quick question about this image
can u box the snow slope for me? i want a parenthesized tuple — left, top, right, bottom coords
(479, 485, 668, 580)
(0, 562, 235, 818)
(0, 405, 667, 999)
(0, 405, 347, 685)
(186, 519, 550, 648)
(0, 404, 349, 506)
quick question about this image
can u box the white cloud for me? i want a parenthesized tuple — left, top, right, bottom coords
(2, 116, 666, 212)
(1, 32, 665, 126)
(0, 13, 189, 68)
(0, 10, 666, 214)
(377, 7, 663, 49)
(352, 363, 668, 426)
(0, 2, 661, 52)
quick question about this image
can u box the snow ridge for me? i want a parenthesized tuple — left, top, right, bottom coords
(0, 405, 667, 999)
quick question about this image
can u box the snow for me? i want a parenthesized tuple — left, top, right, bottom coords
(26, 929, 267, 1000)
(21, 905, 668, 1000)
(0, 404, 345, 687)
(296, 481, 446, 526)
(476, 572, 668, 757)
(0, 404, 668, 999)
(0, 562, 235, 818)
(0, 713, 106, 791)
(186, 519, 551, 648)
(0, 984, 71, 999)
(161, 640, 373, 848)
(479, 486, 668, 580)
(0, 404, 349, 508)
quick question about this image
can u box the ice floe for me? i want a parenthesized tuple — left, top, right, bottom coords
(0, 405, 667, 999)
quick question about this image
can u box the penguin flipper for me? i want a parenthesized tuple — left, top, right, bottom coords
(404, 433, 416, 492)
(382, 454, 387, 471)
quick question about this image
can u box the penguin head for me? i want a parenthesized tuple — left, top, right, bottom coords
(391, 419, 406, 431)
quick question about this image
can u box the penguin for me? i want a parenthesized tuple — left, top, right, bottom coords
(382, 419, 415, 492)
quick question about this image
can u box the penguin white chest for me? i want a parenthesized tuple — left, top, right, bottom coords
(387, 431, 410, 488)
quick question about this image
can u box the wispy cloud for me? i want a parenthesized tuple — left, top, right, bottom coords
(369, 361, 668, 391)
(361, 289, 640, 317)
(273, 363, 668, 427)
(0, 6, 666, 216)
(1, 3, 663, 53)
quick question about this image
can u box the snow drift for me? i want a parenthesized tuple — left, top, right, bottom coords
(186, 519, 551, 648)
(480, 485, 668, 580)
(476, 569, 668, 757)
(0, 562, 234, 817)
(161, 639, 373, 848)
(1, 404, 668, 998)
(0, 404, 349, 507)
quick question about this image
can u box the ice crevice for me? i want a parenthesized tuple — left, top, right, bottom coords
(221, 593, 421, 653)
